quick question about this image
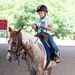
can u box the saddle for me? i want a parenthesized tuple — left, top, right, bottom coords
(35, 32, 48, 41)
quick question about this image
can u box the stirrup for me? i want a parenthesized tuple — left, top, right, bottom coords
(44, 59, 51, 70)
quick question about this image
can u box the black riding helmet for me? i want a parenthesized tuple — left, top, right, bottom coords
(37, 5, 48, 13)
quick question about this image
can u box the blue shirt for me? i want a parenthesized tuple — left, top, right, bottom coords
(36, 17, 52, 34)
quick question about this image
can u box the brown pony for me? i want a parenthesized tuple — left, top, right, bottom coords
(6, 27, 57, 75)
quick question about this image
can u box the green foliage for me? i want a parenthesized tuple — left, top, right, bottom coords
(0, 0, 75, 39)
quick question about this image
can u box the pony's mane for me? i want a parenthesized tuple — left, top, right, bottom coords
(21, 31, 46, 60)
(21, 31, 41, 44)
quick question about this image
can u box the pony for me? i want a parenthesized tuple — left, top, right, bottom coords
(6, 27, 57, 75)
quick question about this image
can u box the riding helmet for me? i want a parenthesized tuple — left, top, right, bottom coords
(36, 5, 48, 13)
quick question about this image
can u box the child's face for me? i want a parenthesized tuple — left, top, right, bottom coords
(38, 11, 46, 18)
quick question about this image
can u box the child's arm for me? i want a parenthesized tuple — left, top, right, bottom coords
(43, 23, 52, 31)
(32, 24, 38, 31)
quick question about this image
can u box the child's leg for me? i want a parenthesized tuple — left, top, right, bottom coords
(44, 33, 59, 53)
(44, 33, 61, 63)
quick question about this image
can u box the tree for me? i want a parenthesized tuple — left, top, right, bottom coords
(0, 0, 75, 39)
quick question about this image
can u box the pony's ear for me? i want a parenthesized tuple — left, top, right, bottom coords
(9, 27, 12, 32)
(17, 27, 22, 34)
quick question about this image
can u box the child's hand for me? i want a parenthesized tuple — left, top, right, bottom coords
(43, 25, 47, 29)
(32, 24, 36, 28)
(32, 24, 37, 31)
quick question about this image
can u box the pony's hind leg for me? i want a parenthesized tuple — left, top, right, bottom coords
(44, 70, 51, 75)
(48, 70, 51, 75)
(30, 71, 36, 75)
(35, 70, 44, 75)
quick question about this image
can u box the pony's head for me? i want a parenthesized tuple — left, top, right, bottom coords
(6, 27, 23, 62)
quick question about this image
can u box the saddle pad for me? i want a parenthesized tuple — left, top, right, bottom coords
(40, 37, 51, 60)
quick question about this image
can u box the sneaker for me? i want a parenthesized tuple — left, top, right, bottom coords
(55, 51, 62, 63)
(55, 56, 62, 63)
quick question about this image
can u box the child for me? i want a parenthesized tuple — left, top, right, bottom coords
(32, 5, 61, 63)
